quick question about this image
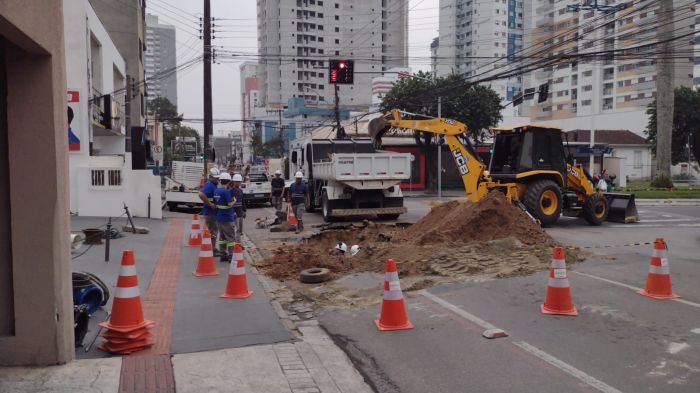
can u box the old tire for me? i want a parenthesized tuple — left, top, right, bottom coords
(523, 179, 562, 227)
(321, 193, 334, 222)
(582, 193, 608, 225)
(299, 268, 331, 284)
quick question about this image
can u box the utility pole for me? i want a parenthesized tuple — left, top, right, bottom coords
(125, 75, 132, 153)
(203, 0, 213, 176)
(654, 0, 674, 187)
(437, 96, 442, 199)
(334, 84, 346, 139)
(278, 107, 284, 157)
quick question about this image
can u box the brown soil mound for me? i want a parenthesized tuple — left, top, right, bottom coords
(402, 192, 552, 246)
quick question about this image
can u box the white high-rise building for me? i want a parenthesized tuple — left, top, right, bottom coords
(694, 0, 700, 88)
(257, 0, 408, 110)
(145, 14, 178, 107)
(521, 0, 694, 132)
(436, 0, 525, 109)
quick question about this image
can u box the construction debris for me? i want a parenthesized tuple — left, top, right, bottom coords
(256, 192, 587, 284)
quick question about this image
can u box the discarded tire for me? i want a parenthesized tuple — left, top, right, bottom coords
(299, 268, 331, 284)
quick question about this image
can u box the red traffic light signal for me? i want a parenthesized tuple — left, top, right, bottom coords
(329, 59, 354, 84)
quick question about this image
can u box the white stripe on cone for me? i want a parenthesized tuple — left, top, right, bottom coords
(115, 286, 141, 299)
(119, 265, 137, 277)
(232, 253, 243, 261)
(200, 250, 213, 257)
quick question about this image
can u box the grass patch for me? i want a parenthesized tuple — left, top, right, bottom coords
(628, 189, 700, 199)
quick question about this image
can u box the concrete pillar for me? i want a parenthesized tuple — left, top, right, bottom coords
(0, 0, 74, 365)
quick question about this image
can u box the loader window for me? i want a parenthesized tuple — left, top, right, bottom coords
(532, 129, 566, 175)
(490, 133, 523, 174)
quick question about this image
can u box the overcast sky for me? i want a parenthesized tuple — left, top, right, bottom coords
(147, 0, 439, 135)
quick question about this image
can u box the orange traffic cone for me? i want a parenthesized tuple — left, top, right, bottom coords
(193, 229, 219, 277)
(541, 247, 578, 316)
(287, 203, 298, 227)
(220, 244, 253, 299)
(638, 238, 679, 300)
(375, 259, 414, 331)
(187, 213, 203, 247)
(98, 250, 154, 354)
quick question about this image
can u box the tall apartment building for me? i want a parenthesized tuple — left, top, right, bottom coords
(695, 0, 700, 88)
(145, 14, 178, 107)
(436, 0, 525, 105)
(522, 0, 694, 131)
(257, 0, 408, 110)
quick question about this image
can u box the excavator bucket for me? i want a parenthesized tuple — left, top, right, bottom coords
(604, 193, 639, 223)
(368, 116, 391, 146)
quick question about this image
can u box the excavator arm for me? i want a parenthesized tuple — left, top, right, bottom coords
(368, 109, 515, 202)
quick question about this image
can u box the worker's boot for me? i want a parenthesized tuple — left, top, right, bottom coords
(298, 220, 304, 232)
(219, 249, 229, 263)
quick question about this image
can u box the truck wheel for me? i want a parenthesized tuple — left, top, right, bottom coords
(378, 214, 400, 220)
(322, 193, 334, 222)
(167, 202, 178, 211)
(523, 179, 562, 227)
(582, 193, 608, 225)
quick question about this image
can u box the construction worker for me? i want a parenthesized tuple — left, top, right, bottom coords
(270, 169, 285, 211)
(230, 173, 246, 248)
(288, 171, 309, 234)
(213, 172, 236, 262)
(198, 167, 221, 255)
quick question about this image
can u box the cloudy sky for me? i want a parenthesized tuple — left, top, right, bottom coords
(146, 0, 439, 135)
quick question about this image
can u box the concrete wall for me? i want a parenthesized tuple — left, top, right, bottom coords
(612, 146, 653, 180)
(0, 0, 74, 365)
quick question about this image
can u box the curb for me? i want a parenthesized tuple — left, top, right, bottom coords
(635, 199, 700, 206)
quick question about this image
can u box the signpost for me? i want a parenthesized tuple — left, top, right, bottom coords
(151, 145, 164, 161)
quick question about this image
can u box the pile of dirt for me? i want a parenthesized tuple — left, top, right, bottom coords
(401, 192, 552, 246)
(256, 192, 585, 284)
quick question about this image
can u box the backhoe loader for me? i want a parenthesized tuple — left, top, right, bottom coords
(368, 109, 639, 226)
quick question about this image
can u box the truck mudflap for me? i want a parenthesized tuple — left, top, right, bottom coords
(330, 207, 407, 217)
(604, 193, 639, 223)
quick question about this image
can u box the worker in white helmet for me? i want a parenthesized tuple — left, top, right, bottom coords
(230, 173, 246, 247)
(199, 167, 221, 255)
(350, 245, 361, 257)
(213, 172, 236, 262)
(270, 169, 285, 212)
(329, 242, 347, 257)
(288, 171, 309, 233)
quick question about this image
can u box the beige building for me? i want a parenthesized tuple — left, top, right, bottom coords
(523, 0, 694, 130)
(0, 1, 74, 365)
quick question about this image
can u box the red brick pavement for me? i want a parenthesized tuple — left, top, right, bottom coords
(119, 219, 184, 393)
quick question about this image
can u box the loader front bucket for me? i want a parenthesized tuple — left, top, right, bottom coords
(604, 193, 639, 223)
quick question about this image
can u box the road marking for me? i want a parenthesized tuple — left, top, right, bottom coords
(419, 290, 501, 331)
(513, 341, 624, 393)
(667, 342, 690, 354)
(636, 218, 695, 223)
(608, 223, 700, 228)
(691, 328, 700, 335)
(573, 271, 700, 309)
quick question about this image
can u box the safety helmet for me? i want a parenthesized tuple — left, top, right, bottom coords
(218, 172, 232, 181)
(295, 171, 303, 179)
(209, 167, 221, 177)
(335, 242, 347, 253)
(232, 173, 243, 182)
(350, 245, 361, 256)
(275, 169, 282, 175)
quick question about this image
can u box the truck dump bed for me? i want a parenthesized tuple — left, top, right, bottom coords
(313, 152, 411, 188)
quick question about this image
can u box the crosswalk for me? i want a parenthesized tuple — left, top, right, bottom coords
(607, 209, 700, 228)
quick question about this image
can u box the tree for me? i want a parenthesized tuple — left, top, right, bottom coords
(250, 129, 268, 157)
(380, 72, 503, 190)
(645, 86, 700, 174)
(147, 97, 182, 126)
(264, 136, 286, 158)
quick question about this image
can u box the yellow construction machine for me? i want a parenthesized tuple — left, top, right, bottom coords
(368, 109, 639, 226)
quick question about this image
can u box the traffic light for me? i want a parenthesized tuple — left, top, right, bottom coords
(537, 83, 550, 103)
(329, 59, 354, 84)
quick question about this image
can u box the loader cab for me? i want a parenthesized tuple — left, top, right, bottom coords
(489, 126, 567, 186)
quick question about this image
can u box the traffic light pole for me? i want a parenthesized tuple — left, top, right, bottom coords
(202, 0, 213, 176)
(334, 84, 346, 139)
(437, 96, 442, 200)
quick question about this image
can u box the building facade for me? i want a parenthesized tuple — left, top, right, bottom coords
(65, 0, 161, 219)
(0, 0, 74, 366)
(89, 0, 148, 166)
(522, 0, 694, 133)
(257, 0, 408, 109)
(695, 0, 700, 88)
(436, 0, 525, 109)
(145, 14, 178, 107)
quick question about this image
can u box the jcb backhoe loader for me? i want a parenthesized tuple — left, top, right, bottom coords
(368, 109, 639, 226)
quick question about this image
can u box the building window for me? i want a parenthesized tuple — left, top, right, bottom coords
(634, 150, 642, 168)
(91, 170, 105, 187)
(335, 15, 339, 20)
(91, 169, 123, 188)
(108, 170, 122, 186)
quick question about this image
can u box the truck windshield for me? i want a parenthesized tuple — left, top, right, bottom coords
(249, 174, 268, 182)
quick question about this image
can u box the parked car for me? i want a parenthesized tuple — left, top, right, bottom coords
(242, 172, 272, 207)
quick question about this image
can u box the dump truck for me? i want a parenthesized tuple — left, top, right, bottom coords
(164, 161, 204, 210)
(369, 109, 639, 226)
(288, 136, 411, 221)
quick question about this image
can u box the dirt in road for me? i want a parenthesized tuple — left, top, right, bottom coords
(255, 192, 587, 285)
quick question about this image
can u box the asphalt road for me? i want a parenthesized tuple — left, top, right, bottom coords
(174, 199, 700, 393)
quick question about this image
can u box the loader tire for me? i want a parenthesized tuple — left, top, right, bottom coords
(523, 179, 562, 227)
(582, 193, 608, 226)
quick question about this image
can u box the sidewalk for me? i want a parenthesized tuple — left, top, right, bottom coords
(0, 213, 372, 393)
